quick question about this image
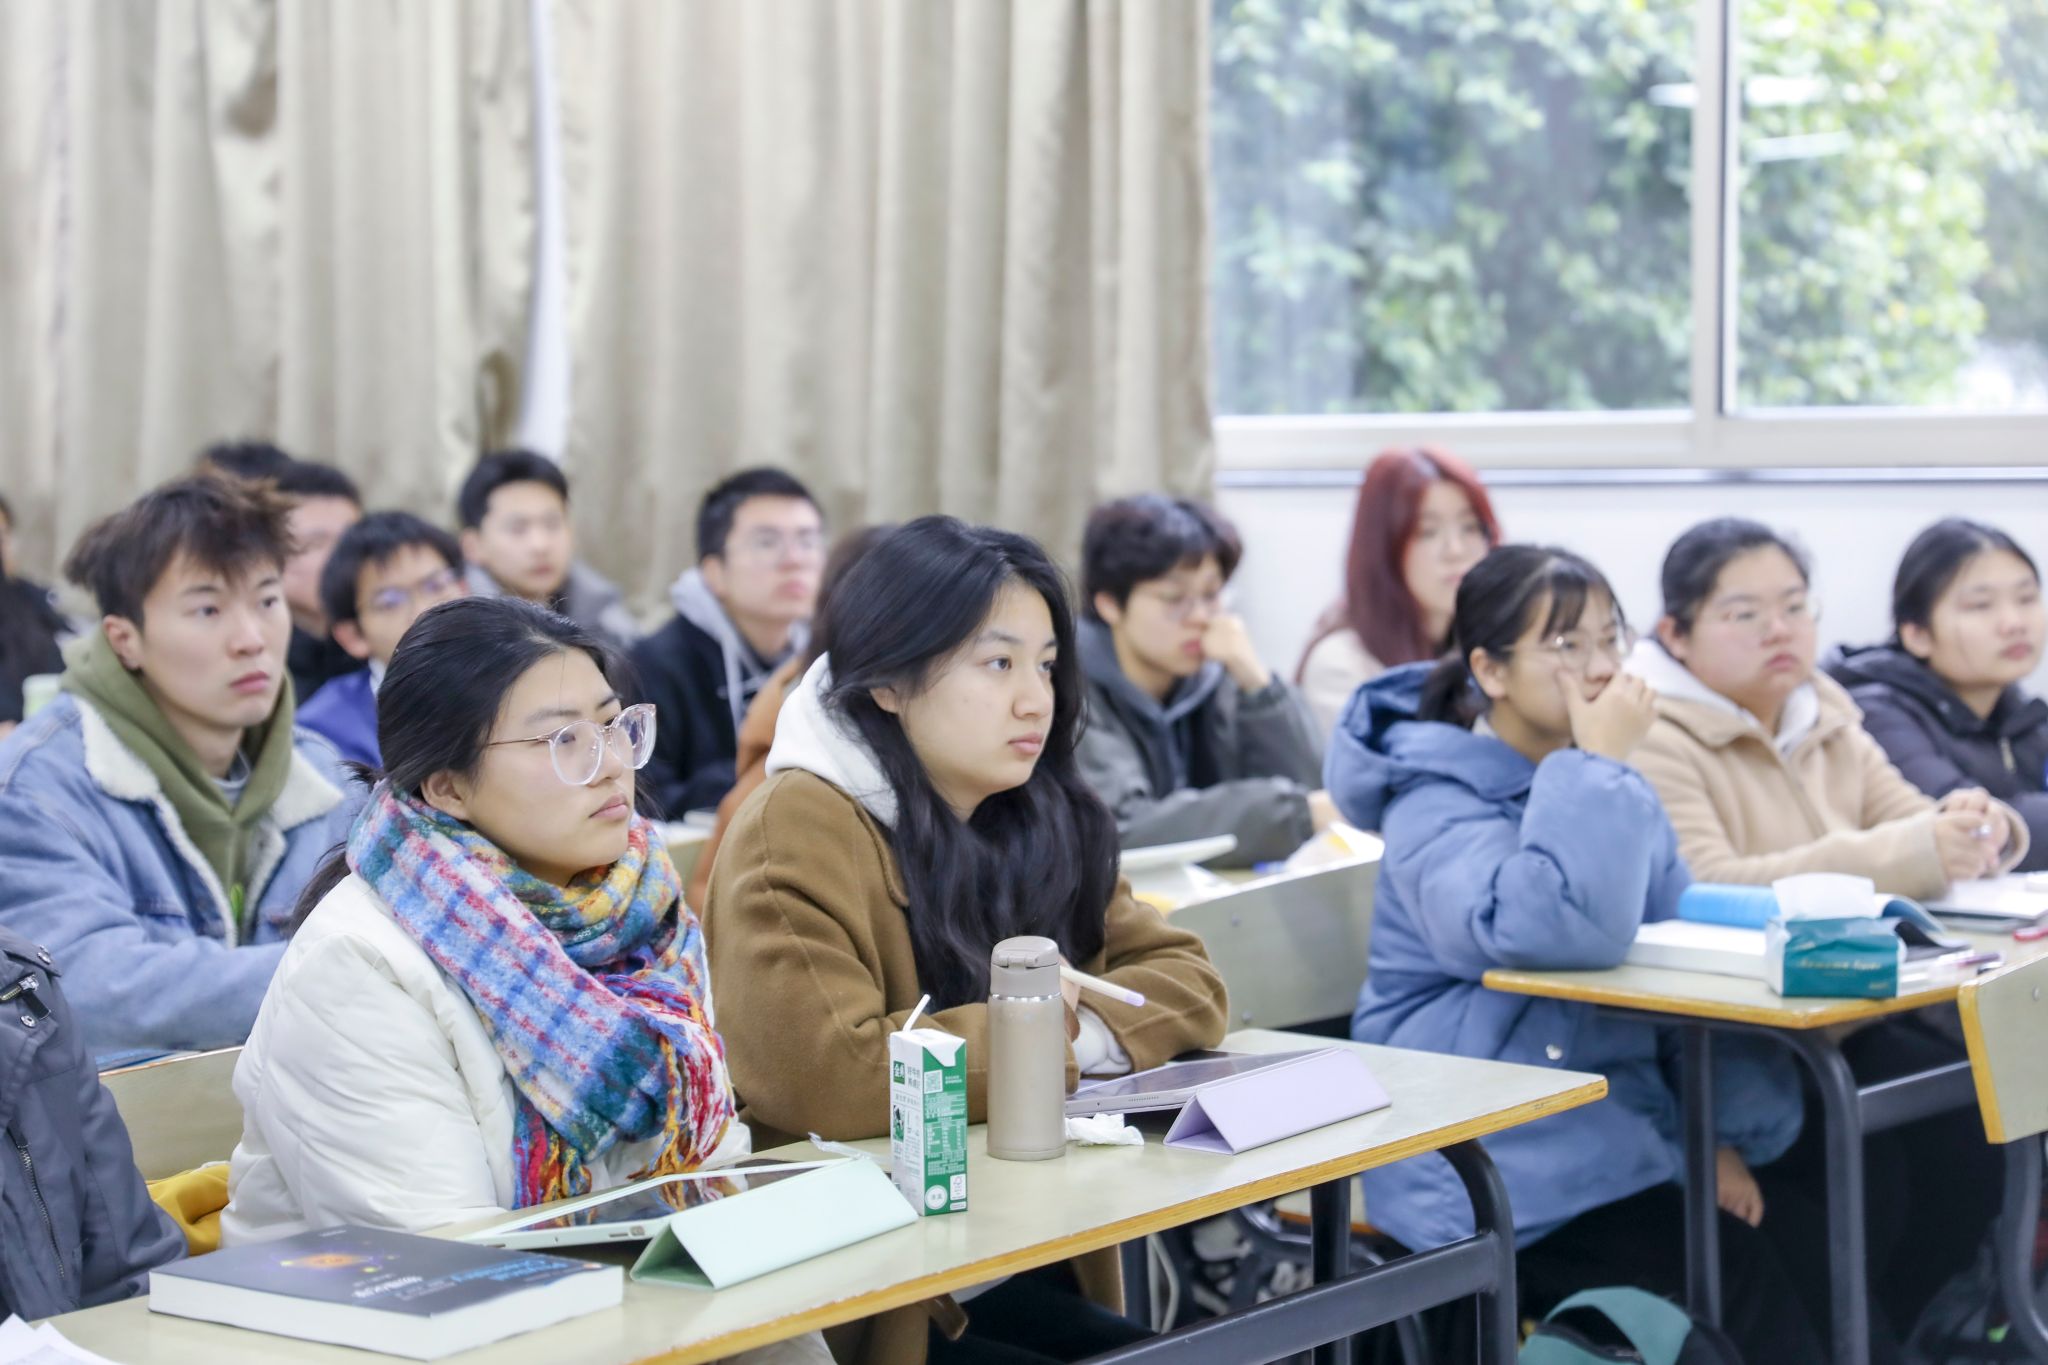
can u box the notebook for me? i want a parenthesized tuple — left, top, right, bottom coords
(148, 1226, 620, 1360)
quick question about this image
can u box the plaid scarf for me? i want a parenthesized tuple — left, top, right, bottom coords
(347, 783, 736, 1207)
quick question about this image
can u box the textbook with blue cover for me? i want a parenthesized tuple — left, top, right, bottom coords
(149, 1225, 622, 1360)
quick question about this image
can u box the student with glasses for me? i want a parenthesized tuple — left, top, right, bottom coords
(1326, 543, 1825, 1363)
(1074, 494, 1330, 867)
(1627, 518, 2015, 1352)
(297, 512, 469, 768)
(630, 468, 826, 817)
(222, 598, 835, 1365)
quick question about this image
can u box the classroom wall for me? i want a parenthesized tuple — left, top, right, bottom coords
(1218, 477, 2048, 700)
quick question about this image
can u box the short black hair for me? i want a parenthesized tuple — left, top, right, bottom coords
(1081, 494, 1244, 620)
(1660, 517, 1812, 635)
(276, 459, 362, 507)
(457, 449, 570, 529)
(697, 467, 820, 560)
(197, 440, 295, 484)
(63, 474, 297, 624)
(319, 511, 465, 627)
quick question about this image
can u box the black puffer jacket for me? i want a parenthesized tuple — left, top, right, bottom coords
(0, 928, 183, 1320)
(1826, 643, 2048, 872)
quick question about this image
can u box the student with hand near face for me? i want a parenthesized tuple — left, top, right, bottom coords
(1074, 494, 1329, 866)
(1828, 519, 2048, 871)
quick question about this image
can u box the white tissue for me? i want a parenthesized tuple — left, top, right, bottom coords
(1066, 1113, 1144, 1147)
(1771, 873, 1876, 920)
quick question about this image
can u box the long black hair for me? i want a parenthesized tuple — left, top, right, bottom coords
(292, 595, 616, 925)
(1659, 517, 1810, 636)
(1892, 518, 2039, 644)
(820, 516, 1119, 1009)
(1418, 544, 1621, 727)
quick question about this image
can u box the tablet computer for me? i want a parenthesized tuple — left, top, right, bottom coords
(462, 1159, 840, 1250)
(1064, 1049, 1326, 1118)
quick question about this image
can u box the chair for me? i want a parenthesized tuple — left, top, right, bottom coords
(1167, 848, 1382, 1032)
(1955, 956, 2048, 1358)
(100, 1047, 245, 1181)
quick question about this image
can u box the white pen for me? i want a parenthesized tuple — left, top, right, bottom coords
(1060, 965, 1146, 1009)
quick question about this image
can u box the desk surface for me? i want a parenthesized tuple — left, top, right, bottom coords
(49, 1030, 1603, 1365)
(1484, 927, 2048, 1029)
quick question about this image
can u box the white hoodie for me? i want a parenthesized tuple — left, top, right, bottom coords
(764, 657, 1129, 1076)
(1626, 637, 1820, 758)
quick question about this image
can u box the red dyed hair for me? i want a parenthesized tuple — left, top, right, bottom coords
(1298, 447, 1501, 677)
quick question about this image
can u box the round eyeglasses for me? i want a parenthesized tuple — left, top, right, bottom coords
(485, 703, 657, 787)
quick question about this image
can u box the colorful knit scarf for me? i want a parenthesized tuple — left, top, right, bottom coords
(347, 782, 736, 1207)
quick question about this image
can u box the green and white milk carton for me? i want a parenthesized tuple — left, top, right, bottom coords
(889, 1025, 968, 1216)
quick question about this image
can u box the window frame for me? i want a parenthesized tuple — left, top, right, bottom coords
(1213, 0, 2048, 476)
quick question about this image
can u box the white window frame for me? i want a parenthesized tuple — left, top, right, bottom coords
(1214, 0, 2048, 477)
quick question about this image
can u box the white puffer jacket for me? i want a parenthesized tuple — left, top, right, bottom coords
(221, 873, 752, 1245)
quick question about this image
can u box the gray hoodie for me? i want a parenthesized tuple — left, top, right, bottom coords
(1073, 619, 1322, 866)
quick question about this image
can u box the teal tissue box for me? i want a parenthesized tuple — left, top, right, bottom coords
(1766, 915, 1901, 998)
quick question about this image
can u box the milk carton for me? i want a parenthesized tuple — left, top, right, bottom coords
(889, 1026, 968, 1216)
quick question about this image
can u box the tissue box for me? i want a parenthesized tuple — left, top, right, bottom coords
(1765, 915, 1902, 998)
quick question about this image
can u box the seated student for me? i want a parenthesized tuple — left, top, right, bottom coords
(0, 927, 186, 1321)
(220, 597, 826, 1365)
(198, 442, 367, 701)
(684, 523, 889, 911)
(299, 512, 468, 768)
(1628, 517, 2010, 1341)
(457, 449, 641, 655)
(1329, 544, 1827, 1363)
(0, 492, 66, 733)
(704, 516, 1228, 1365)
(1297, 447, 1500, 735)
(1628, 517, 2028, 898)
(632, 468, 824, 815)
(0, 476, 358, 1063)
(1075, 494, 1330, 866)
(1828, 518, 2048, 871)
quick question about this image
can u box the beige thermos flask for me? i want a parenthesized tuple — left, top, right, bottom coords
(986, 935, 1068, 1162)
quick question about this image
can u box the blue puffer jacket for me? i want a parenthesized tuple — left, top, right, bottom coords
(1330, 665, 1802, 1253)
(0, 695, 361, 1066)
(0, 927, 184, 1320)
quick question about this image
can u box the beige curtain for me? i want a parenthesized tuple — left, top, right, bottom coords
(0, 0, 532, 584)
(554, 0, 1215, 605)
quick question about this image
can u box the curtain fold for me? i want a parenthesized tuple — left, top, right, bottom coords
(555, 0, 1214, 604)
(0, 0, 533, 576)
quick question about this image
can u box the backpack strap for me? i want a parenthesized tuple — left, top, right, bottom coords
(1519, 1287, 1696, 1365)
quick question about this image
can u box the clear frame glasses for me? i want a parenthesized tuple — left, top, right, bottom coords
(1141, 585, 1231, 622)
(486, 703, 657, 787)
(1705, 594, 1822, 641)
(1525, 621, 1638, 678)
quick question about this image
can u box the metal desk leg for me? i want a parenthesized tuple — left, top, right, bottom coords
(1120, 1238, 1153, 1331)
(1681, 1025, 1722, 1325)
(1997, 1139, 2048, 1361)
(1445, 1141, 1519, 1365)
(1781, 1030, 1870, 1365)
(1311, 1178, 1352, 1365)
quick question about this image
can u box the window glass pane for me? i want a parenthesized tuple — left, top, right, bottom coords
(1211, 0, 1695, 416)
(1735, 0, 2048, 408)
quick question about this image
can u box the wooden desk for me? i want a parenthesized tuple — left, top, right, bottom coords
(1483, 926, 2041, 1365)
(46, 1030, 1604, 1365)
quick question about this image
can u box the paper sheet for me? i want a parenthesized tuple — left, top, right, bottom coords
(0, 1316, 124, 1365)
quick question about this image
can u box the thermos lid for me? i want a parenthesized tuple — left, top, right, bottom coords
(990, 935, 1061, 997)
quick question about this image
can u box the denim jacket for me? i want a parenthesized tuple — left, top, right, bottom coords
(0, 696, 359, 1064)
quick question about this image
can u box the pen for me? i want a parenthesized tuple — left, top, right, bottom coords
(1060, 965, 1146, 1009)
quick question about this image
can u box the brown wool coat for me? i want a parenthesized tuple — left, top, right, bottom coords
(1632, 670, 2028, 900)
(703, 768, 1230, 1365)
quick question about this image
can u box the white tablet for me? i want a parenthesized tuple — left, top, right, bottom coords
(462, 1160, 841, 1251)
(1065, 1049, 1326, 1118)
(1119, 835, 1239, 874)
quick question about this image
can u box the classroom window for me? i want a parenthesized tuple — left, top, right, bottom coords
(1732, 0, 2048, 410)
(1210, 0, 1697, 416)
